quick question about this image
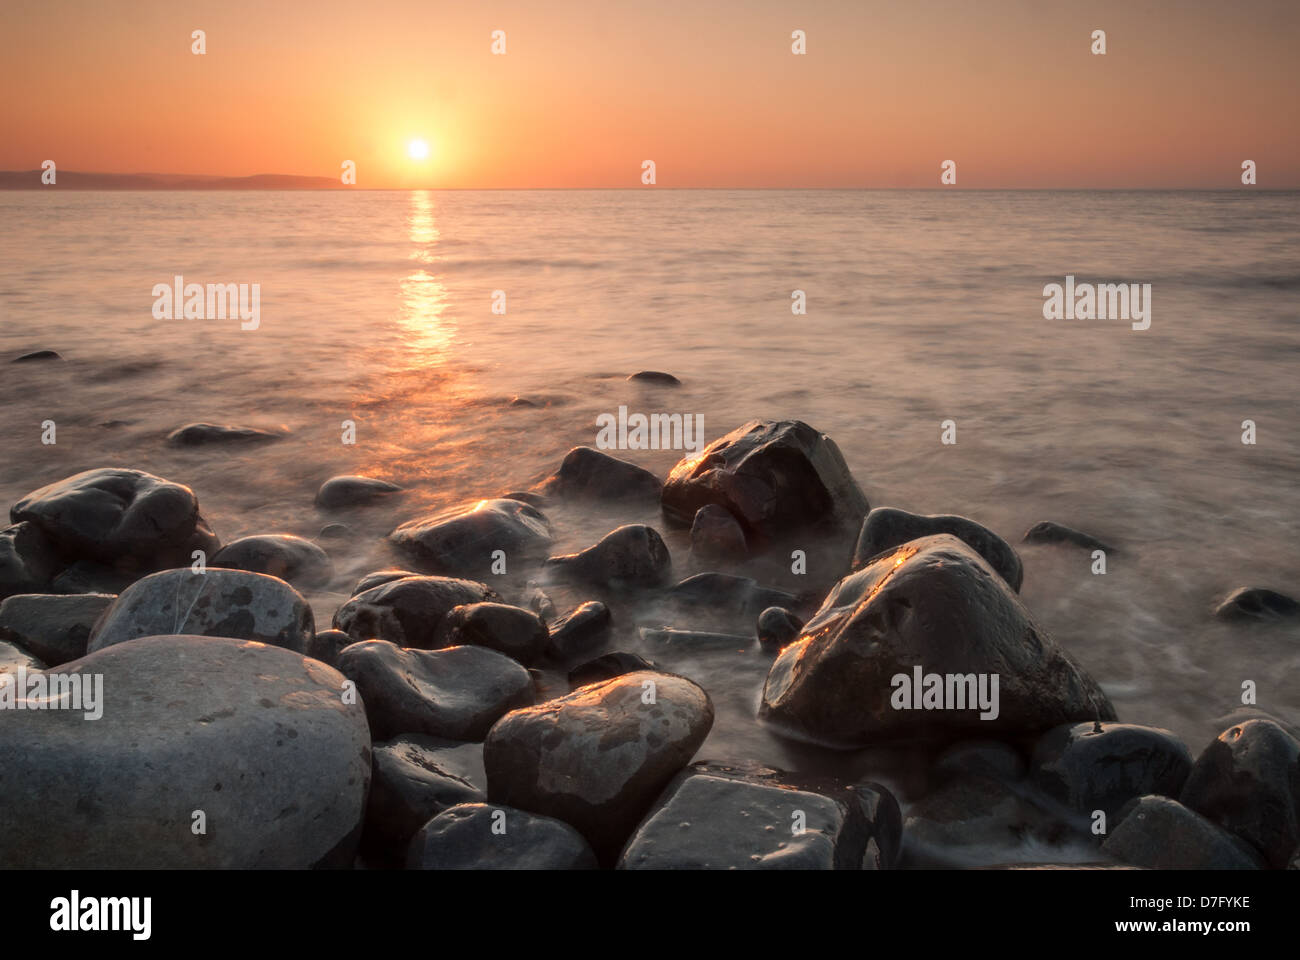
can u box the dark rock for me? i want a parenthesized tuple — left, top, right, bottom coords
(568, 652, 659, 689)
(1213, 587, 1300, 622)
(350, 569, 420, 596)
(501, 491, 548, 508)
(316, 522, 351, 541)
(11, 350, 62, 362)
(0, 635, 370, 867)
(11, 468, 219, 572)
(87, 568, 314, 654)
(903, 775, 1058, 866)
(336, 641, 533, 741)
(759, 534, 1115, 748)
(933, 740, 1026, 784)
(619, 762, 902, 870)
(853, 507, 1023, 592)
(435, 602, 549, 665)
(333, 575, 495, 649)
(0, 593, 115, 667)
(212, 534, 333, 590)
(1180, 719, 1300, 868)
(315, 475, 403, 509)
(1031, 722, 1192, 822)
(545, 525, 672, 590)
(640, 627, 753, 651)
(665, 573, 799, 625)
(166, 422, 287, 446)
(0, 522, 58, 599)
(509, 396, 539, 408)
(756, 606, 804, 653)
(545, 601, 612, 660)
(363, 735, 485, 864)
(305, 629, 354, 667)
(49, 560, 137, 595)
(390, 499, 551, 579)
(661, 419, 869, 550)
(533, 447, 661, 503)
(1205, 708, 1300, 744)
(407, 803, 598, 869)
(627, 370, 681, 385)
(689, 504, 748, 563)
(1022, 521, 1113, 552)
(484, 670, 713, 861)
(0, 640, 44, 673)
(1101, 796, 1265, 869)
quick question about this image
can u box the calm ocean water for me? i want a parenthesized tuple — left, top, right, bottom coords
(2, 190, 1297, 850)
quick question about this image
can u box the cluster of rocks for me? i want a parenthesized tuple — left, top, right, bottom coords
(1, 413, 1296, 869)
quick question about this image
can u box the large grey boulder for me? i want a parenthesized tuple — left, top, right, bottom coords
(759, 534, 1115, 748)
(88, 568, 314, 654)
(332, 576, 496, 649)
(484, 671, 713, 861)
(0, 635, 371, 867)
(390, 499, 551, 579)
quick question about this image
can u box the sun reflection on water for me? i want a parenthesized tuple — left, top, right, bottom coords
(396, 190, 454, 365)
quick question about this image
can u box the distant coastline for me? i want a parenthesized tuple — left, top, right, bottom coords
(0, 171, 346, 190)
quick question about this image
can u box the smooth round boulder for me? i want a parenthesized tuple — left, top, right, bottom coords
(435, 602, 549, 665)
(11, 468, 219, 570)
(333, 575, 496, 649)
(0, 635, 371, 867)
(0, 522, 58, 599)
(1213, 587, 1300, 622)
(0, 593, 115, 666)
(544, 525, 672, 590)
(351, 569, 420, 596)
(87, 568, 314, 654)
(407, 803, 598, 870)
(11, 349, 62, 362)
(1101, 796, 1265, 869)
(852, 507, 1023, 592)
(533, 447, 661, 503)
(484, 670, 713, 861)
(315, 475, 403, 509)
(212, 534, 333, 590)
(1179, 719, 1300, 868)
(336, 640, 533, 741)
(389, 499, 552, 579)
(759, 535, 1115, 748)
(756, 606, 804, 653)
(661, 419, 869, 550)
(1031, 722, 1192, 822)
(627, 370, 680, 385)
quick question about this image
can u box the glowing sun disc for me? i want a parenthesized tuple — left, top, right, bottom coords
(408, 139, 430, 160)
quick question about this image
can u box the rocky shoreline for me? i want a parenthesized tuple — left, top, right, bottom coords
(1, 414, 1297, 870)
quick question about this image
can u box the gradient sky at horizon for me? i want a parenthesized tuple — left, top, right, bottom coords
(3, 0, 1297, 188)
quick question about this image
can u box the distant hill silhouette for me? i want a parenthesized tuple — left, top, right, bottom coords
(0, 171, 347, 190)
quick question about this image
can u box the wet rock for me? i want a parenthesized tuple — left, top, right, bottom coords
(627, 370, 680, 385)
(1180, 719, 1300, 868)
(852, 507, 1023, 592)
(509, 396, 539, 408)
(88, 568, 314, 654)
(1205, 707, 1300, 744)
(664, 573, 799, 625)
(0, 593, 115, 667)
(316, 522, 351, 542)
(533, 447, 661, 503)
(166, 422, 287, 446)
(903, 775, 1058, 866)
(0, 640, 44, 674)
(1213, 587, 1300, 622)
(661, 419, 869, 550)
(435, 602, 549, 665)
(484, 670, 713, 861)
(351, 569, 420, 596)
(305, 629, 354, 667)
(545, 525, 672, 590)
(619, 762, 901, 870)
(0, 522, 58, 599)
(49, 560, 136, 596)
(315, 475, 403, 509)
(11, 349, 62, 362)
(390, 499, 552, 579)
(640, 627, 752, 651)
(0, 635, 370, 867)
(1022, 521, 1113, 552)
(363, 735, 486, 864)
(568, 652, 659, 689)
(336, 641, 533, 741)
(1031, 722, 1192, 822)
(212, 534, 333, 590)
(689, 504, 748, 563)
(334, 575, 495, 649)
(11, 468, 219, 571)
(407, 803, 598, 870)
(756, 606, 804, 653)
(933, 740, 1026, 784)
(759, 535, 1115, 748)
(546, 601, 612, 660)
(1101, 796, 1265, 869)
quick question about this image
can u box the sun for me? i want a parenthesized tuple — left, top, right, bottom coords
(407, 138, 430, 161)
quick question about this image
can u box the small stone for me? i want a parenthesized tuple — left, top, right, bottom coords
(315, 475, 403, 509)
(1022, 521, 1113, 552)
(407, 803, 598, 869)
(756, 606, 804, 653)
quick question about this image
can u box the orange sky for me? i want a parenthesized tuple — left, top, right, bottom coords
(2, 0, 1297, 188)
